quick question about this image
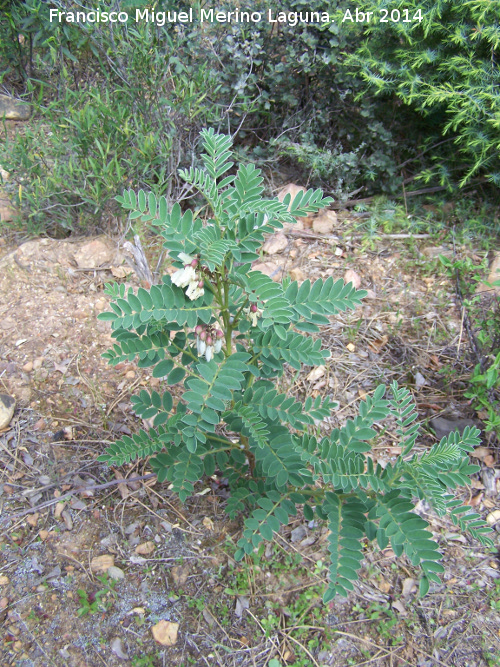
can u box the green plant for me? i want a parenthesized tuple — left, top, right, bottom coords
(439, 253, 500, 435)
(131, 653, 159, 667)
(97, 129, 492, 602)
(351, 0, 500, 189)
(76, 574, 117, 617)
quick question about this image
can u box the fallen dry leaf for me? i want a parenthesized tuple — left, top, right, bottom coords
(54, 502, 65, 519)
(112, 469, 130, 499)
(471, 446, 492, 460)
(135, 541, 155, 556)
(152, 620, 178, 646)
(484, 455, 495, 468)
(401, 578, 417, 597)
(90, 554, 115, 572)
(368, 335, 389, 353)
(465, 492, 483, 507)
(377, 577, 392, 593)
(306, 365, 325, 382)
(202, 517, 214, 531)
(111, 265, 133, 278)
(170, 563, 190, 588)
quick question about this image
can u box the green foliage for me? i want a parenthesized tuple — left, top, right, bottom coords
(98, 129, 492, 602)
(0, 0, 223, 235)
(0, 0, 413, 235)
(439, 253, 500, 436)
(76, 574, 117, 617)
(352, 0, 500, 188)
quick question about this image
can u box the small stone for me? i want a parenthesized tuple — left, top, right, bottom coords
(0, 575, 9, 586)
(33, 358, 44, 370)
(0, 94, 31, 120)
(0, 394, 15, 429)
(90, 554, 115, 572)
(125, 370, 135, 379)
(152, 620, 179, 646)
(107, 566, 125, 581)
(262, 232, 288, 255)
(0, 197, 18, 224)
(312, 210, 337, 234)
(430, 416, 475, 440)
(111, 637, 129, 660)
(290, 525, 307, 543)
(486, 510, 500, 526)
(277, 183, 307, 208)
(344, 269, 362, 289)
(289, 267, 306, 282)
(477, 251, 500, 295)
(251, 261, 284, 281)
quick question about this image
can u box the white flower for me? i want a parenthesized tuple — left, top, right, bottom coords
(205, 346, 213, 362)
(197, 338, 206, 356)
(171, 264, 196, 289)
(214, 338, 223, 354)
(245, 303, 262, 327)
(178, 252, 194, 265)
(185, 281, 204, 301)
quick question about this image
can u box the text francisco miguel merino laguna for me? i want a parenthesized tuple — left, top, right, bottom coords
(49, 7, 335, 26)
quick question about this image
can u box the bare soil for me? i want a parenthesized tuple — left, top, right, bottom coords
(0, 223, 499, 667)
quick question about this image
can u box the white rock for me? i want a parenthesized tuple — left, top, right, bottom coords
(0, 394, 15, 429)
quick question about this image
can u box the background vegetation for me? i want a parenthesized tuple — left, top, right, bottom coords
(2, 0, 498, 236)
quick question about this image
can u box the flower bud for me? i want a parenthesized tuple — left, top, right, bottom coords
(216, 329, 224, 338)
(190, 258, 198, 267)
(200, 330, 207, 341)
(195, 324, 203, 335)
(250, 303, 258, 313)
(198, 280, 204, 288)
(206, 336, 213, 346)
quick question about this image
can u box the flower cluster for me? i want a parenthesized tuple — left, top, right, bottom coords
(171, 253, 204, 301)
(195, 324, 224, 362)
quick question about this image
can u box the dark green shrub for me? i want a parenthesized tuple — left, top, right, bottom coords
(351, 0, 500, 188)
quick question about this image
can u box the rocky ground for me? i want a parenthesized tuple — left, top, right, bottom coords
(1, 210, 500, 667)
